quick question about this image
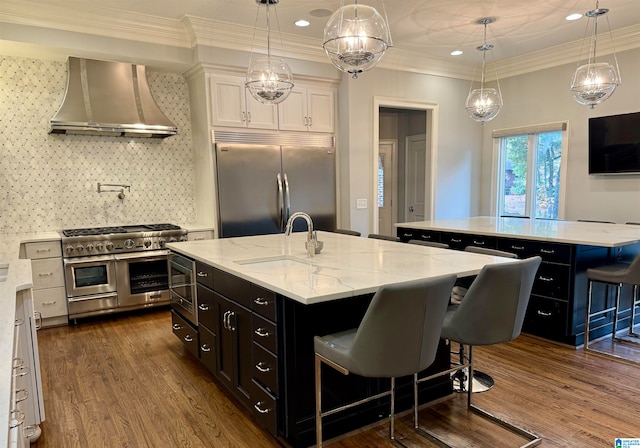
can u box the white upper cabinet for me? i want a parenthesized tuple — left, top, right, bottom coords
(278, 85, 335, 133)
(209, 75, 278, 130)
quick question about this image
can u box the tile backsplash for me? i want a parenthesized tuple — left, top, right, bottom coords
(0, 56, 196, 234)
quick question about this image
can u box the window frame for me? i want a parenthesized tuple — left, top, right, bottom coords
(490, 121, 569, 220)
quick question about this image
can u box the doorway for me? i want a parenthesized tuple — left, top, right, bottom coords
(373, 98, 438, 236)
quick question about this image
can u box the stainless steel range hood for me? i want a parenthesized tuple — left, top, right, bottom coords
(49, 57, 177, 138)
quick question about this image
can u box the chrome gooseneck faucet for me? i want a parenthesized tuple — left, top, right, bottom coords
(285, 211, 323, 257)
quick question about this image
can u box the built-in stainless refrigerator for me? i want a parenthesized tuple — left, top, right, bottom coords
(214, 131, 336, 238)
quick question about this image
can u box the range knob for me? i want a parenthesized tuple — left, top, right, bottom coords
(180, 235, 188, 242)
(65, 245, 74, 255)
(144, 240, 152, 248)
(76, 244, 85, 253)
(169, 237, 177, 243)
(124, 239, 135, 250)
(86, 243, 95, 252)
(158, 238, 166, 248)
(105, 241, 114, 251)
(96, 242, 104, 251)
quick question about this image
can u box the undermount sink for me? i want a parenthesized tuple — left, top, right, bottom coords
(0, 264, 8, 282)
(234, 255, 311, 269)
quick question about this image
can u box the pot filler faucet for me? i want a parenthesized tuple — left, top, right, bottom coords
(285, 212, 323, 258)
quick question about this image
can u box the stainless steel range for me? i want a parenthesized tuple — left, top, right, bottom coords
(60, 224, 187, 320)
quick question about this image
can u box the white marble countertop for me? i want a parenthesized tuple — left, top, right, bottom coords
(167, 231, 515, 305)
(395, 216, 640, 247)
(0, 259, 33, 448)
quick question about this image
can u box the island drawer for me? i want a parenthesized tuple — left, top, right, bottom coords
(441, 232, 496, 251)
(252, 380, 277, 437)
(199, 324, 217, 375)
(253, 343, 278, 394)
(497, 238, 571, 264)
(252, 313, 277, 354)
(531, 263, 570, 300)
(171, 310, 199, 358)
(195, 261, 214, 289)
(196, 284, 217, 332)
(33, 287, 67, 319)
(251, 285, 277, 321)
(214, 268, 251, 308)
(523, 295, 568, 338)
(24, 240, 62, 259)
(397, 228, 441, 244)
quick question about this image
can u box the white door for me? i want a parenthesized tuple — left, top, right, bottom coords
(378, 140, 397, 236)
(405, 134, 428, 222)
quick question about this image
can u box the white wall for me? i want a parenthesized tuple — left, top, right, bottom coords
(479, 47, 640, 224)
(337, 67, 483, 235)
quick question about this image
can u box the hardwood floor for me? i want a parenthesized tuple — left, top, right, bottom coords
(33, 309, 640, 448)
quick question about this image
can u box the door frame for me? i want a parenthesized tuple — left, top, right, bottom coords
(372, 97, 439, 234)
(378, 139, 398, 235)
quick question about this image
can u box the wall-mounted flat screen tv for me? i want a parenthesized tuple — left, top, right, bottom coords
(589, 111, 640, 174)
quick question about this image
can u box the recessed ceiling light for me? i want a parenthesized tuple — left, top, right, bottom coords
(450, 50, 463, 56)
(566, 13, 583, 21)
(295, 19, 310, 27)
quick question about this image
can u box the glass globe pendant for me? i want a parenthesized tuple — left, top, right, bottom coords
(465, 18, 502, 123)
(245, 0, 293, 105)
(323, 0, 393, 79)
(569, 3, 620, 108)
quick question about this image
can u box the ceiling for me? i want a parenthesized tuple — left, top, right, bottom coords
(1, 0, 639, 74)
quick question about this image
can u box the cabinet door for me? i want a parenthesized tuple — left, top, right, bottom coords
(277, 87, 307, 131)
(209, 76, 246, 127)
(216, 294, 235, 390)
(307, 87, 334, 133)
(246, 95, 278, 130)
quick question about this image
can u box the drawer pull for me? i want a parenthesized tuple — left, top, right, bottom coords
(256, 362, 271, 373)
(511, 245, 525, 250)
(12, 357, 24, 369)
(42, 301, 57, 306)
(451, 238, 462, 243)
(196, 271, 208, 277)
(538, 276, 554, 282)
(540, 248, 555, 254)
(420, 235, 431, 240)
(201, 344, 211, 353)
(38, 272, 54, 277)
(15, 389, 29, 403)
(198, 304, 210, 311)
(9, 410, 25, 429)
(13, 365, 30, 377)
(255, 328, 270, 338)
(36, 248, 51, 253)
(472, 240, 485, 245)
(184, 334, 193, 343)
(254, 297, 270, 306)
(537, 310, 553, 317)
(403, 232, 413, 237)
(34, 311, 42, 330)
(254, 401, 271, 414)
(15, 318, 24, 326)
(194, 237, 205, 241)
(172, 323, 182, 331)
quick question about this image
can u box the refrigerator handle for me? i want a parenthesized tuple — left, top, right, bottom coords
(277, 173, 284, 231)
(283, 173, 291, 224)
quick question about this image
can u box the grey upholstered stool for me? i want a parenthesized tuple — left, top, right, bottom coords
(408, 239, 450, 249)
(333, 228, 361, 236)
(314, 275, 456, 447)
(367, 233, 400, 242)
(585, 253, 640, 361)
(449, 246, 519, 393)
(414, 256, 542, 448)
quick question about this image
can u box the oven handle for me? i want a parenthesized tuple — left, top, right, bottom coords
(63, 255, 116, 266)
(114, 250, 170, 261)
(68, 292, 118, 303)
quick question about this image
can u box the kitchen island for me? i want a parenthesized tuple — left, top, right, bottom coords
(167, 231, 515, 447)
(396, 217, 640, 345)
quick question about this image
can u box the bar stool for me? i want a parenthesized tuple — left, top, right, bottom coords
(408, 239, 450, 249)
(314, 274, 456, 447)
(584, 253, 640, 360)
(414, 256, 542, 448)
(333, 228, 361, 236)
(368, 233, 400, 242)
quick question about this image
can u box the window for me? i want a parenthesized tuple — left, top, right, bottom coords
(492, 122, 568, 219)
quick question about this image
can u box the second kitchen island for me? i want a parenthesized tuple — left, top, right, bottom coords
(167, 232, 516, 448)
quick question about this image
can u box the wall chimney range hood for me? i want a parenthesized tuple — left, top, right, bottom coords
(49, 57, 177, 138)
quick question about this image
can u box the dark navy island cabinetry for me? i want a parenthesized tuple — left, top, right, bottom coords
(397, 218, 640, 346)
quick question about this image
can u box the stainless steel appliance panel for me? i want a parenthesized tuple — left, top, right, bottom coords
(282, 145, 336, 232)
(216, 144, 283, 237)
(115, 250, 170, 308)
(63, 255, 117, 298)
(68, 292, 119, 319)
(168, 253, 198, 325)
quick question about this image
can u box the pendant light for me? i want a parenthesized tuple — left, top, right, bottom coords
(465, 17, 502, 123)
(246, 0, 294, 104)
(569, 0, 620, 108)
(322, 0, 393, 79)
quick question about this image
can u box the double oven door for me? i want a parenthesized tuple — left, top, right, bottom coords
(64, 255, 118, 318)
